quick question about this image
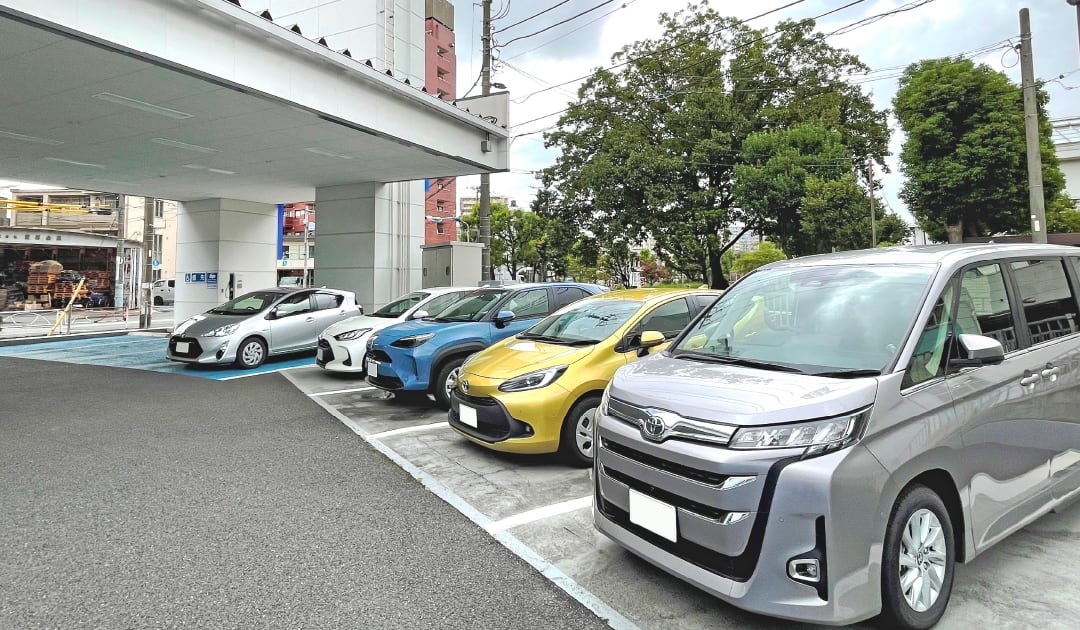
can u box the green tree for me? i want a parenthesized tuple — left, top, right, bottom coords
(894, 57, 1070, 242)
(638, 249, 671, 285)
(462, 203, 544, 280)
(539, 3, 888, 289)
(731, 242, 787, 275)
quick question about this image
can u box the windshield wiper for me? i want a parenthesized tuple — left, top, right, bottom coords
(809, 369, 881, 378)
(671, 350, 805, 373)
(518, 333, 570, 343)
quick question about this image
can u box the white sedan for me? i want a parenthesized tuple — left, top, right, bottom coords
(316, 286, 474, 374)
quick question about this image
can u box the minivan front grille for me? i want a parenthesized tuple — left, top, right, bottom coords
(602, 438, 726, 487)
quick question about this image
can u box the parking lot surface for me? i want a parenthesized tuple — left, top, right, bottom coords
(4, 341, 1079, 629)
(0, 356, 609, 630)
(0, 333, 312, 380)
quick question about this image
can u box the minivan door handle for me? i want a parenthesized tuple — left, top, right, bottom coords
(1019, 371, 1042, 387)
(1040, 364, 1061, 382)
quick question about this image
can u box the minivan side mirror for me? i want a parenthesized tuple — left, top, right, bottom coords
(493, 310, 516, 328)
(949, 333, 1005, 368)
(411, 310, 430, 320)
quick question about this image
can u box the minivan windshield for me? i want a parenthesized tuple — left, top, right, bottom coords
(209, 291, 282, 315)
(671, 264, 934, 375)
(430, 289, 509, 322)
(372, 291, 430, 318)
(519, 298, 642, 345)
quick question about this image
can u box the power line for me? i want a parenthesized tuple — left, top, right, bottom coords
(497, 0, 619, 49)
(509, 0, 823, 106)
(503, 0, 640, 65)
(495, 0, 574, 34)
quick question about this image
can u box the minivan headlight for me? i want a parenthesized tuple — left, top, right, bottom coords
(335, 327, 372, 342)
(729, 408, 871, 455)
(203, 323, 240, 337)
(498, 365, 568, 392)
(391, 333, 435, 348)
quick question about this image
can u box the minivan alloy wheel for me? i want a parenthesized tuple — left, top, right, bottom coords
(899, 508, 947, 612)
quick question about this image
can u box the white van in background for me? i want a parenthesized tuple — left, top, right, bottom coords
(151, 279, 174, 305)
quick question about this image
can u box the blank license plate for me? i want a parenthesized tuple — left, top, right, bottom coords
(366, 359, 378, 375)
(175, 341, 190, 354)
(459, 404, 478, 428)
(629, 489, 677, 542)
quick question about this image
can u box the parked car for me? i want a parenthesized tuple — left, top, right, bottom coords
(151, 278, 174, 305)
(317, 286, 475, 374)
(366, 282, 606, 408)
(449, 288, 721, 465)
(593, 244, 1080, 629)
(167, 287, 360, 369)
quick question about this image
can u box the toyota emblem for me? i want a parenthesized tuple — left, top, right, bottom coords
(460, 378, 470, 394)
(643, 415, 666, 441)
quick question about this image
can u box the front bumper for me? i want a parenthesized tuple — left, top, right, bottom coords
(316, 335, 367, 373)
(166, 335, 235, 364)
(448, 386, 571, 455)
(365, 345, 428, 392)
(592, 401, 889, 626)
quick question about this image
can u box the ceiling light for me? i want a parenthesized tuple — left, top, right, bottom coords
(0, 129, 64, 145)
(43, 157, 106, 169)
(92, 92, 193, 119)
(304, 147, 353, 159)
(181, 164, 206, 170)
(152, 138, 219, 153)
(207, 168, 236, 175)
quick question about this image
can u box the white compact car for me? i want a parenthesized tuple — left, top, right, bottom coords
(316, 286, 474, 374)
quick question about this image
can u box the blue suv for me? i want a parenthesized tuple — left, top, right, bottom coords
(365, 282, 606, 408)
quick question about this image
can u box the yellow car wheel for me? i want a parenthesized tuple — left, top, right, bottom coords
(560, 394, 601, 467)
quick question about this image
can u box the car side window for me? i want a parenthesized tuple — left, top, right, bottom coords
(553, 286, 590, 310)
(421, 292, 468, 317)
(314, 293, 344, 310)
(693, 294, 718, 313)
(503, 289, 550, 319)
(1008, 259, 1079, 344)
(168, 280, 175, 288)
(276, 292, 313, 317)
(638, 298, 692, 339)
(903, 280, 958, 389)
(959, 263, 1018, 352)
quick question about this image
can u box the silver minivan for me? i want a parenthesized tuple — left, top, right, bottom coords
(593, 244, 1080, 628)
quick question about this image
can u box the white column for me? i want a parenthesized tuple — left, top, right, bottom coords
(174, 198, 278, 322)
(314, 181, 424, 312)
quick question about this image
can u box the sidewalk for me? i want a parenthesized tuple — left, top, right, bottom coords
(0, 306, 174, 341)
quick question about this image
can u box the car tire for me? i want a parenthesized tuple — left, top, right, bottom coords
(234, 336, 267, 369)
(432, 357, 465, 410)
(153, 296, 163, 306)
(560, 394, 601, 467)
(879, 484, 956, 630)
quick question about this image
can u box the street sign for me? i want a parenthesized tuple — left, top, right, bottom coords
(207, 272, 218, 289)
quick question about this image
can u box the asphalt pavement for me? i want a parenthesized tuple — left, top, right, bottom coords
(0, 356, 609, 629)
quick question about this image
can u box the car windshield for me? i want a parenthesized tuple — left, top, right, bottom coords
(431, 289, 509, 322)
(519, 298, 643, 344)
(671, 263, 934, 375)
(372, 292, 429, 318)
(209, 291, 281, 315)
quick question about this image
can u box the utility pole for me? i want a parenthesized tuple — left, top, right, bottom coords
(1020, 8, 1048, 244)
(1069, 1, 1080, 63)
(139, 197, 154, 327)
(868, 164, 877, 248)
(479, 0, 493, 280)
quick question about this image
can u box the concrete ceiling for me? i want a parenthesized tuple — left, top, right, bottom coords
(0, 13, 495, 203)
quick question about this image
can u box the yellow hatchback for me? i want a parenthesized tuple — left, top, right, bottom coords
(447, 288, 722, 465)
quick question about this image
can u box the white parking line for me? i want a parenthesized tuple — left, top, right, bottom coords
(485, 495, 594, 533)
(217, 364, 312, 381)
(310, 386, 377, 397)
(369, 422, 450, 439)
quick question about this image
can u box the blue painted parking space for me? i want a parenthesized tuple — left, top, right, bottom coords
(0, 334, 316, 380)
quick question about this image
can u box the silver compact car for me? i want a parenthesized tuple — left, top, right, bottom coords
(167, 288, 360, 368)
(594, 244, 1080, 629)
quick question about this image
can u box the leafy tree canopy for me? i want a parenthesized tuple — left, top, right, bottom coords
(538, 1, 889, 288)
(893, 57, 1071, 242)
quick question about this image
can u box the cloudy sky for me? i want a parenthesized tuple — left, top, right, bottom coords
(452, 0, 1080, 224)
